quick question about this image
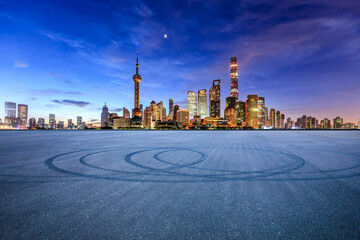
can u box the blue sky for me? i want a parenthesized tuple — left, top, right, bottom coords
(0, 0, 359, 124)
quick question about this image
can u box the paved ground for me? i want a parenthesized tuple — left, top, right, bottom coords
(1, 130, 360, 239)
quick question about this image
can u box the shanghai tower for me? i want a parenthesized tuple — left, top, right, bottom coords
(230, 57, 238, 100)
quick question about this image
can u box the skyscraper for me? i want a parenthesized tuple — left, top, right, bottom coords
(68, 119, 73, 129)
(269, 108, 276, 128)
(197, 90, 207, 119)
(49, 114, 56, 129)
(174, 105, 180, 121)
(37, 118, 45, 129)
(18, 104, 28, 127)
(257, 97, 266, 128)
(5, 102, 16, 118)
(123, 107, 130, 118)
(236, 100, 246, 124)
(176, 109, 190, 128)
(357, 117, 360, 129)
(169, 99, 174, 118)
(280, 113, 285, 129)
(77, 116, 82, 128)
(333, 116, 343, 129)
(29, 118, 36, 129)
(226, 96, 236, 108)
(245, 95, 258, 128)
(101, 103, 109, 127)
(187, 91, 197, 120)
(157, 101, 166, 121)
(276, 111, 281, 128)
(209, 79, 221, 118)
(230, 57, 238, 100)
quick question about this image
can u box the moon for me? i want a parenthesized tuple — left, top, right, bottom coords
(164, 34, 167, 39)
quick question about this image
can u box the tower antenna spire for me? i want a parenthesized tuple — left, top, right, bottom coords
(136, 42, 139, 74)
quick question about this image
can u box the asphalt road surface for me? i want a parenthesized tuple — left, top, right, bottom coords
(1, 130, 360, 239)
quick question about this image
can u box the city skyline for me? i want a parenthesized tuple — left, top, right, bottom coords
(1, 1, 360, 123)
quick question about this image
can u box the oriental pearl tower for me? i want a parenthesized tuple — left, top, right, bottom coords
(131, 43, 143, 125)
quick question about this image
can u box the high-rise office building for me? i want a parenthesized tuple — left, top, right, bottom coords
(275, 111, 281, 128)
(320, 118, 331, 129)
(57, 121, 65, 129)
(29, 118, 36, 129)
(358, 117, 360, 129)
(280, 113, 285, 129)
(245, 95, 258, 128)
(18, 104, 28, 127)
(101, 103, 109, 127)
(169, 99, 174, 118)
(224, 107, 237, 127)
(257, 97, 266, 128)
(37, 118, 45, 129)
(236, 100, 246, 123)
(5, 102, 16, 118)
(49, 114, 56, 129)
(264, 106, 269, 127)
(197, 90, 207, 119)
(68, 119, 73, 129)
(123, 107, 130, 118)
(187, 91, 197, 120)
(226, 96, 236, 108)
(174, 105, 180, 121)
(333, 116, 343, 129)
(230, 57, 238, 100)
(269, 108, 276, 128)
(176, 109, 190, 127)
(157, 101, 167, 122)
(77, 116, 82, 128)
(209, 79, 221, 118)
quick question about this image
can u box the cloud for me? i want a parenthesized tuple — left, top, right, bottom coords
(110, 108, 123, 112)
(28, 89, 83, 96)
(14, 61, 29, 68)
(48, 72, 62, 77)
(39, 31, 86, 49)
(52, 99, 91, 107)
(88, 118, 100, 122)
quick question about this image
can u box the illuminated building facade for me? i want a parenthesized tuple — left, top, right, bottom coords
(18, 104, 28, 127)
(101, 103, 109, 127)
(123, 107, 130, 118)
(209, 79, 221, 118)
(157, 101, 167, 122)
(333, 116, 343, 129)
(269, 108, 276, 128)
(257, 97, 266, 128)
(246, 95, 258, 128)
(187, 91, 197, 120)
(174, 105, 180, 121)
(176, 109, 190, 128)
(280, 113, 285, 129)
(226, 96, 236, 108)
(236, 100, 246, 124)
(169, 99, 174, 118)
(230, 57, 238, 100)
(197, 89, 207, 119)
(5, 102, 16, 118)
(276, 111, 281, 128)
(320, 118, 331, 129)
(224, 107, 237, 127)
(358, 117, 360, 129)
(49, 114, 56, 129)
